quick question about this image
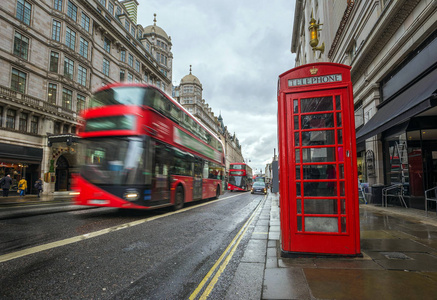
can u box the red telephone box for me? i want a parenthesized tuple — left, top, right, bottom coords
(277, 63, 361, 256)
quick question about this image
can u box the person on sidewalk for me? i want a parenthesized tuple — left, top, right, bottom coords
(0, 174, 13, 197)
(34, 178, 43, 198)
(18, 178, 27, 197)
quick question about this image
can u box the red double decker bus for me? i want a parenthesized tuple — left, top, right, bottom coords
(227, 163, 253, 191)
(73, 83, 225, 210)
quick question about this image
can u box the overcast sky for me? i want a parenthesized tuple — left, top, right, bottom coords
(137, 1, 296, 173)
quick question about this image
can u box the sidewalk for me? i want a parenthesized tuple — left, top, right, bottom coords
(0, 192, 71, 207)
(262, 193, 437, 300)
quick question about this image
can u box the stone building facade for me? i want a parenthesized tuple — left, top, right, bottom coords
(0, 0, 172, 195)
(173, 68, 245, 174)
(291, 0, 437, 208)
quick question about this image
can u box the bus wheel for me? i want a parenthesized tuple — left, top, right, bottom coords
(174, 186, 184, 211)
(215, 185, 220, 199)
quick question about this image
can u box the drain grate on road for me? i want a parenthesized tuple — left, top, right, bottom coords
(380, 252, 412, 260)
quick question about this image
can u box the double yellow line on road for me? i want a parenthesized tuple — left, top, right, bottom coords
(190, 194, 267, 300)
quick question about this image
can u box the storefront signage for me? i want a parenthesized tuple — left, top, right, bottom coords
(288, 74, 342, 87)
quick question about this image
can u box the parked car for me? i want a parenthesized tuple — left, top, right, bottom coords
(251, 182, 267, 195)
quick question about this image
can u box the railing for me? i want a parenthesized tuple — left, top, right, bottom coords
(382, 184, 408, 208)
(0, 85, 76, 120)
(425, 186, 437, 217)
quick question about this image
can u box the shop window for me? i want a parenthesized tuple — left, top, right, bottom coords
(19, 112, 28, 131)
(6, 109, 16, 129)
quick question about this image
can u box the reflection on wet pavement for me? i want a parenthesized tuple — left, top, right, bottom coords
(272, 205, 437, 299)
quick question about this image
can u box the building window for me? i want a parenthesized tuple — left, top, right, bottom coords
(67, 0, 77, 21)
(52, 20, 61, 41)
(0, 107, 2, 127)
(54, 122, 61, 134)
(54, 0, 63, 11)
(120, 50, 126, 62)
(48, 83, 57, 104)
(19, 112, 28, 131)
(108, 1, 114, 14)
(77, 94, 86, 112)
(62, 124, 69, 133)
(128, 53, 133, 67)
(6, 109, 16, 129)
(11, 68, 26, 93)
(64, 57, 74, 80)
(16, 0, 32, 25)
(116, 6, 121, 16)
(120, 69, 125, 81)
(79, 37, 88, 58)
(13, 32, 29, 60)
(124, 19, 129, 32)
(103, 58, 110, 76)
(130, 26, 135, 37)
(30, 115, 38, 134)
(77, 65, 87, 86)
(98, 0, 105, 6)
(135, 60, 140, 72)
(62, 88, 73, 110)
(66, 27, 76, 50)
(104, 37, 111, 53)
(138, 30, 142, 39)
(127, 72, 133, 82)
(81, 12, 90, 32)
(146, 43, 150, 53)
(144, 73, 148, 82)
(49, 51, 59, 72)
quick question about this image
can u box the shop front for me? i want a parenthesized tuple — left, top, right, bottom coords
(0, 143, 42, 194)
(356, 32, 437, 210)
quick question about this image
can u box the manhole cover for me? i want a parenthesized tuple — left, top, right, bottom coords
(380, 252, 412, 260)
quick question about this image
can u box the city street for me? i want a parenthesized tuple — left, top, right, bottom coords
(0, 191, 266, 299)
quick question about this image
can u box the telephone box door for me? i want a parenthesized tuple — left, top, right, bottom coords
(284, 87, 360, 255)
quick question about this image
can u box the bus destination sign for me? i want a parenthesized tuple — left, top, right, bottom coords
(288, 74, 342, 87)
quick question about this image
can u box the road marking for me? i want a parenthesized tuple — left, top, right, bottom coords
(0, 193, 242, 264)
(190, 194, 267, 300)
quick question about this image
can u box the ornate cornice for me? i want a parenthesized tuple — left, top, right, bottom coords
(351, 0, 421, 82)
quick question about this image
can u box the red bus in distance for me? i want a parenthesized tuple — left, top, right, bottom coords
(228, 163, 253, 192)
(72, 83, 225, 210)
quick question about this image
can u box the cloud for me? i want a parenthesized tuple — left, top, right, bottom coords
(138, 0, 295, 172)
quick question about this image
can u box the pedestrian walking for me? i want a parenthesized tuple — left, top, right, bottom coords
(18, 178, 27, 197)
(34, 178, 43, 198)
(0, 174, 13, 197)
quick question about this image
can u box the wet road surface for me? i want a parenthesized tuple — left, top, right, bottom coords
(0, 191, 265, 299)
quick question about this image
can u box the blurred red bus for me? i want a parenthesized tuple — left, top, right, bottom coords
(72, 83, 225, 210)
(228, 163, 253, 191)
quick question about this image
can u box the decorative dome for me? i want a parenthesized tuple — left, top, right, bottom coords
(143, 14, 171, 42)
(181, 65, 202, 86)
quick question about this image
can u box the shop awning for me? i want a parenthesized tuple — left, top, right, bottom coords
(356, 68, 437, 143)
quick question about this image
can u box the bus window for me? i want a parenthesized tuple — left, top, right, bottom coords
(203, 162, 209, 179)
